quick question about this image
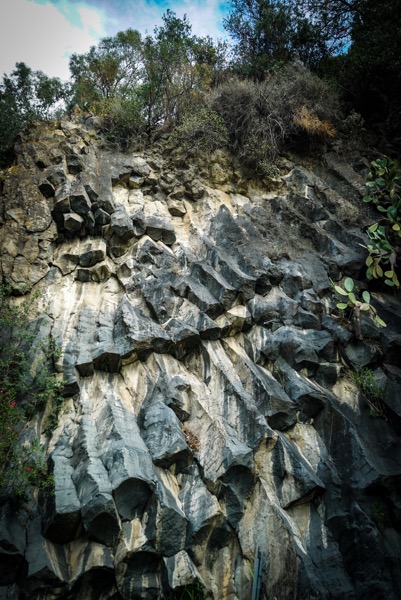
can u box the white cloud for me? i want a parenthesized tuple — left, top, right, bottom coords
(0, 0, 228, 83)
(104, 0, 227, 41)
(178, 0, 227, 39)
(0, 0, 107, 80)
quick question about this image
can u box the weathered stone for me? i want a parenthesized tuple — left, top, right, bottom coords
(39, 180, 55, 198)
(273, 358, 328, 420)
(63, 212, 84, 234)
(24, 516, 69, 597)
(76, 262, 112, 284)
(191, 262, 237, 311)
(130, 207, 146, 237)
(257, 326, 336, 374)
(181, 276, 223, 318)
(163, 551, 203, 593)
(114, 297, 170, 361)
(164, 318, 200, 359)
(215, 305, 252, 336)
(315, 362, 342, 388)
(128, 175, 145, 189)
(0, 505, 27, 585)
(41, 455, 82, 544)
(167, 198, 187, 217)
(66, 153, 84, 174)
(141, 401, 190, 468)
(78, 239, 107, 267)
(70, 184, 91, 216)
(3, 123, 401, 600)
(248, 289, 297, 327)
(340, 340, 381, 370)
(44, 165, 66, 188)
(146, 216, 176, 246)
(93, 206, 111, 227)
(273, 433, 326, 508)
(178, 466, 223, 543)
(145, 473, 188, 556)
(110, 206, 136, 241)
(187, 178, 205, 200)
(111, 156, 150, 187)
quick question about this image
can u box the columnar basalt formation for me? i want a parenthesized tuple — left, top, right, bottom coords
(1, 120, 401, 599)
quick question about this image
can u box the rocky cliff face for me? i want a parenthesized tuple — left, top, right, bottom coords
(1, 120, 401, 600)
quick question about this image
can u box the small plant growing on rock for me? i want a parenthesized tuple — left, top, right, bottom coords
(361, 158, 401, 287)
(333, 277, 386, 338)
(0, 389, 53, 501)
(351, 367, 386, 418)
(363, 158, 401, 222)
(168, 581, 204, 600)
(362, 223, 399, 287)
(171, 107, 229, 157)
(374, 502, 386, 528)
(182, 426, 201, 452)
(0, 283, 59, 502)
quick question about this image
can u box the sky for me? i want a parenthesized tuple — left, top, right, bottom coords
(1, 0, 229, 81)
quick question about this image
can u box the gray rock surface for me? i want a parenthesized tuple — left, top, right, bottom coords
(1, 119, 401, 599)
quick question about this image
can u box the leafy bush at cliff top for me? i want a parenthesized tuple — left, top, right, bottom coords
(171, 107, 229, 156)
(209, 64, 339, 172)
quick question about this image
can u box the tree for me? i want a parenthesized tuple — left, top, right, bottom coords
(299, 0, 401, 126)
(0, 63, 67, 166)
(141, 10, 208, 130)
(68, 15, 227, 136)
(69, 28, 143, 107)
(224, 0, 329, 80)
(345, 0, 401, 123)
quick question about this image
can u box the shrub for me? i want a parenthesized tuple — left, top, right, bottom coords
(362, 158, 401, 287)
(168, 581, 204, 600)
(363, 223, 399, 287)
(292, 106, 336, 137)
(351, 367, 386, 418)
(0, 284, 59, 502)
(171, 107, 229, 156)
(93, 94, 146, 149)
(211, 65, 339, 172)
(332, 276, 386, 339)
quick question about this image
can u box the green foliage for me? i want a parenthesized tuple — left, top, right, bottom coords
(341, 110, 365, 139)
(351, 367, 386, 418)
(0, 284, 60, 502)
(374, 502, 386, 527)
(171, 107, 229, 156)
(168, 581, 204, 600)
(93, 93, 145, 149)
(361, 158, 401, 287)
(223, 0, 401, 135)
(363, 224, 399, 287)
(297, 0, 401, 132)
(69, 12, 228, 143)
(224, 0, 329, 79)
(345, 0, 401, 129)
(363, 158, 401, 222)
(0, 62, 68, 166)
(211, 65, 339, 171)
(141, 11, 225, 132)
(333, 277, 386, 330)
(69, 28, 143, 106)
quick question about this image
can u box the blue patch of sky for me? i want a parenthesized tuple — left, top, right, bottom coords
(1, 0, 231, 80)
(31, 0, 230, 38)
